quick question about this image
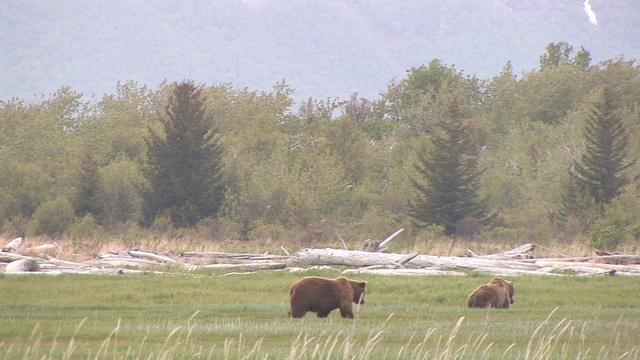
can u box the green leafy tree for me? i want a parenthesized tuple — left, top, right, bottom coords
(323, 117, 370, 186)
(90, 81, 160, 162)
(511, 44, 593, 125)
(101, 154, 142, 230)
(140, 81, 226, 228)
(408, 95, 491, 236)
(539, 42, 593, 70)
(572, 46, 592, 69)
(379, 59, 481, 136)
(565, 86, 635, 216)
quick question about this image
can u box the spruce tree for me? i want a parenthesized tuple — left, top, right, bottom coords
(408, 96, 490, 236)
(73, 151, 104, 223)
(141, 81, 226, 228)
(566, 86, 634, 215)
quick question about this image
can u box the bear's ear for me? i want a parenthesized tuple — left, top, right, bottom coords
(359, 281, 367, 289)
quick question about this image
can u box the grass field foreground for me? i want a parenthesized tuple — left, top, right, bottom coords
(0, 268, 639, 359)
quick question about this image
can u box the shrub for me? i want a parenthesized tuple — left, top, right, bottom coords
(68, 214, 104, 239)
(30, 197, 76, 237)
(588, 223, 627, 251)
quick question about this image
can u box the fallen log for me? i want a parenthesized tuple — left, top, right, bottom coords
(535, 260, 640, 274)
(395, 253, 420, 268)
(180, 252, 292, 262)
(2, 234, 25, 252)
(342, 268, 465, 276)
(5, 258, 41, 272)
(362, 228, 404, 252)
(194, 262, 286, 272)
(293, 248, 541, 272)
(465, 243, 537, 259)
(0, 252, 26, 263)
(592, 254, 640, 265)
(129, 250, 177, 263)
(94, 256, 166, 267)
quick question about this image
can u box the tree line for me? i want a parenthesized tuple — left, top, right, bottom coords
(1, 42, 639, 250)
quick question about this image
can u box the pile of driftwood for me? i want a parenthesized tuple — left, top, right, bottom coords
(296, 244, 640, 277)
(2, 230, 640, 276)
(0, 248, 291, 275)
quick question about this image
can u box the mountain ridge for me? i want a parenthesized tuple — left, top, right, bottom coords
(2, 0, 637, 103)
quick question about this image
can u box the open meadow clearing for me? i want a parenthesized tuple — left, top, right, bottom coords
(1, 268, 639, 359)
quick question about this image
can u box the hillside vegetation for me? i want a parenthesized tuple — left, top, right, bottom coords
(1, 43, 639, 255)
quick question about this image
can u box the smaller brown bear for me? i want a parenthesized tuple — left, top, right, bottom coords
(467, 277, 515, 309)
(289, 276, 367, 319)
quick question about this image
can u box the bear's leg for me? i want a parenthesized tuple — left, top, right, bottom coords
(339, 307, 354, 319)
(290, 308, 306, 318)
(317, 310, 332, 318)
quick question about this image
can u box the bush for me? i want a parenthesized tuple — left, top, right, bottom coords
(29, 197, 76, 237)
(588, 224, 627, 252)
(68, 214, 104, 239)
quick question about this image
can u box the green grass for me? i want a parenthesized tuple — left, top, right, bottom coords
(0, 269, 639, 359)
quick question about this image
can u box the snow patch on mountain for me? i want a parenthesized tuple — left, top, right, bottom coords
(584, 0, 598, 26)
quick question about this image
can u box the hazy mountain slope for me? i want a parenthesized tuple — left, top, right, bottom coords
(1, 0, 637, 103)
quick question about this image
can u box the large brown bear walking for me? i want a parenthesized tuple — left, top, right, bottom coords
(467, 277, 515, 309)
(289, 276, 367, 319)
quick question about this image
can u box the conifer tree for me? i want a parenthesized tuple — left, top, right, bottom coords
(73, 151, 105, 223)
(408, 96, 491, 236)
(565, 86, 634, 216)
(141, 81, 226, 228)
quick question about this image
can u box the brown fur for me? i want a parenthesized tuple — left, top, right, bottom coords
(289, 276, 367, 319)
(467, 277, 515, 309)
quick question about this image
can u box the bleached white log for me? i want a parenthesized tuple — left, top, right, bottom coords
(362, 228, 405, 252)
(342, 268, 465, 276)
(129, 250, 177, 263)
(0, 252, 26, 263)
(380, 228, 404, 248)
(6, 258, 40, 272)
(592, 254, 640, 265)
(95, 257, 165, 266)
(197, 262, 286, 271)
(293, 248, 541, 272)
(466, 243, 536, 259)
(558, 266, 617, 276)
(180, 251, 292, 262)
(535, 260, 640, 274)
(2, 235, 25, 252)
(287, 265, 337, 272)
(471, 266, 564, 276)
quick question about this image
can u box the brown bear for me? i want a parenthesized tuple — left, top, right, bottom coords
(467, 277, 515, 309)
(289, 276, 367, 319)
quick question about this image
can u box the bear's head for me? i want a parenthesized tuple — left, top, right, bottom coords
(490, 277, 515, 304)
(507, 280, 515, 304)
(351, 280, 367, 304)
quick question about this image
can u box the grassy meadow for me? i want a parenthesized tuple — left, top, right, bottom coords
(0, 268, 639, 359)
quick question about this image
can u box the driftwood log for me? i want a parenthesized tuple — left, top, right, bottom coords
(180, 251, 292, 263)
(293, 246, 640, 277)
(192, 262, 287, 272)
(294, 248, 541, 271)
(3, 239, 640, 277)
(343, 268, 465, 276)
(5, 258, 41, 272)
(362, 228, 405, 252)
